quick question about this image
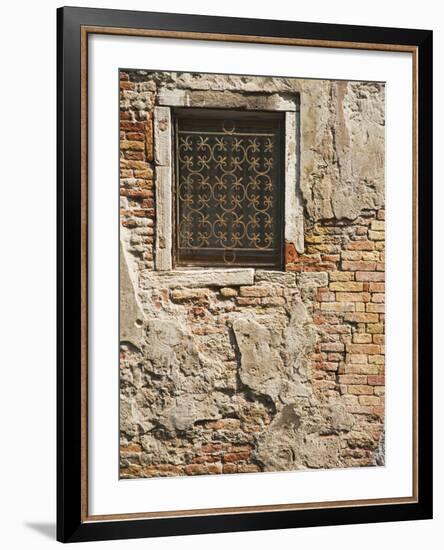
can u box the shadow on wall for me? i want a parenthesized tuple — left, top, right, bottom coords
(24, 522, 56, 540)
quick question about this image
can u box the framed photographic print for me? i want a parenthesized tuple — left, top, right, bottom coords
(57, 6, 433, 543)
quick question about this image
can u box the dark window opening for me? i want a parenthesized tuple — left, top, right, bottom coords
(173, 109, 284, 268)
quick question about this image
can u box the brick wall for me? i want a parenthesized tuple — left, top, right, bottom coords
(119, 70, 385, 477)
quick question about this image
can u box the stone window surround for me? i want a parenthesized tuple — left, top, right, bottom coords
(153, 88, 304, 287)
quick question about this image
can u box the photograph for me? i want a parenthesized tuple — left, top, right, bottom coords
(0, 0, 438, 547)
(119, 69, 386, 479)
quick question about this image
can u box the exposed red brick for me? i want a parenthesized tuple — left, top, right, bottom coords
(121, 140, 145, 151)
(200, 443, 228, 454)
(367, 375, 385, 385)
(120, 442, 142, 453)
(317, 288, 335, 302)
(358, 395, 381, 406)
(353, 333, 372, 344)
(240, 286, 270, 298)
(236, 297, 261, 306)
(366, 303, 385, 313)
(346, 240, 375, 251)
(185, 463, 223, 475)
(338, 374, 367, 384)
(285, 241, 298, 263)
(344, 312, 379, 323)
(223, 451, 250, 462)
(342, 260, 376, 271)
(336, 292, 371, 302)
(320, 342, 345, 352)
(120, 121, 145, 131)
(262, 297, 286, 306)
(356, 271, 385, 282)
(348, 385, 374, 395)
(145, 119, 154, 161)
(369, 282, 385, 292)
(313, 362, 339, 371)
(346, 343, 381, 355)
(193, 454, 221, 464)
(125, 151, 145, 160)
(237, 464, 261, 473)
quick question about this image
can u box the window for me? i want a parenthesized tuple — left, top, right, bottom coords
(173, 109, 285, 268)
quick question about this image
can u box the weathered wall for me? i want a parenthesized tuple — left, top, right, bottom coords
(119, 70, 385, 477)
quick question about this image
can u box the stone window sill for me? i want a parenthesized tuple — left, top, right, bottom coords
(140, 268, 255, 289)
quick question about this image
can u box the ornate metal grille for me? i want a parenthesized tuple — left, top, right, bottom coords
(174, 110, 284, 268)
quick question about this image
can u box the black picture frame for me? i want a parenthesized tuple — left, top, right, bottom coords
(57, 6, 433, 543)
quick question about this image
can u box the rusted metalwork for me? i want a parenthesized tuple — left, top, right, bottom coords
(174, 110, 284, 267)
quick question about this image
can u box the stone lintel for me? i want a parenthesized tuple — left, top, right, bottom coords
(140, 268, 255, 289)
(157, 88, 297, 111)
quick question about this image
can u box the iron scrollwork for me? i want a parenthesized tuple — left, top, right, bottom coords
(175, 112, 284, 267)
